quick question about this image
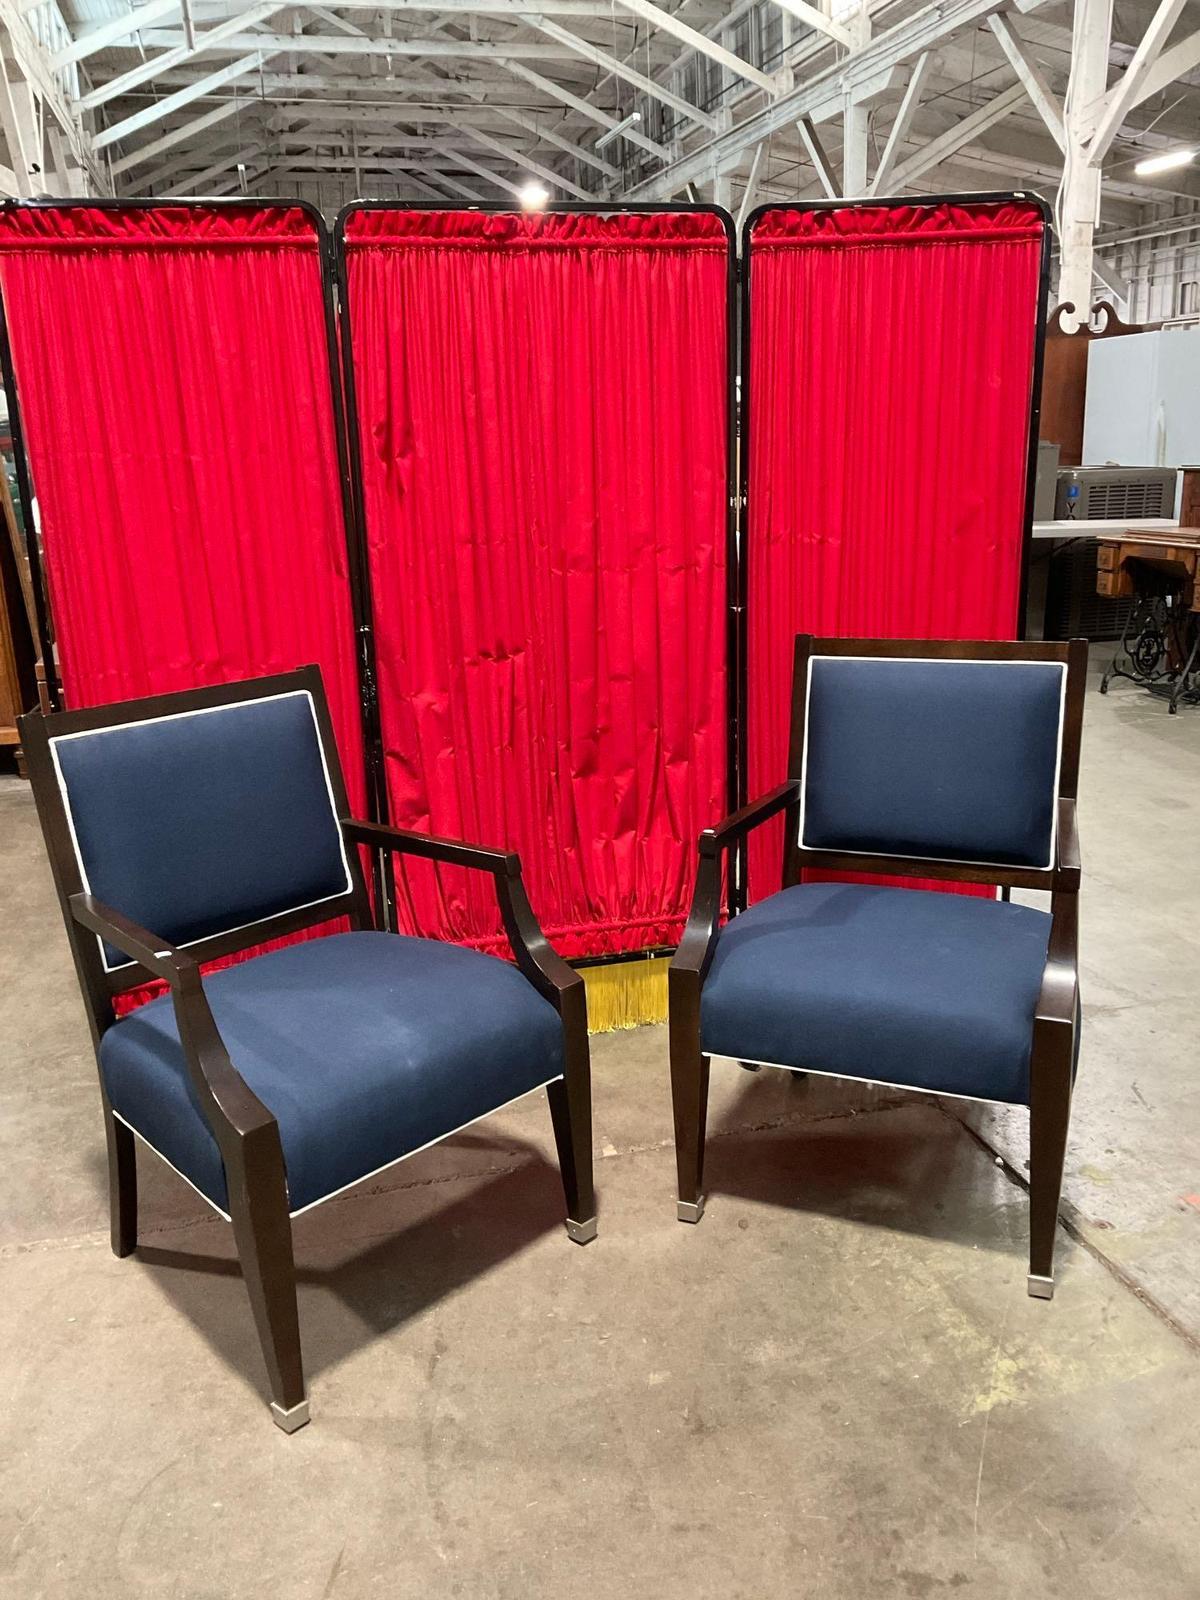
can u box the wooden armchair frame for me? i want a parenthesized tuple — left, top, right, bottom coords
(21, 667, 593, 1431)
(670, 635, 1086, 1298)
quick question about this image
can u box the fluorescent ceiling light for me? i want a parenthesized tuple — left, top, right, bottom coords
(518, 180, 550, 208)
(596, 110, 642, 153)
(1135, 148, 1196, 176)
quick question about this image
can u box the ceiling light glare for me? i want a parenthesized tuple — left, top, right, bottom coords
(1134, 148, 1196, 177)
(519, 179, 550, 208)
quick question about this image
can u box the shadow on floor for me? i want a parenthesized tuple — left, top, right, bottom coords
(706, 1074, 1021, 1257)
(125, 1129, 569, 1401)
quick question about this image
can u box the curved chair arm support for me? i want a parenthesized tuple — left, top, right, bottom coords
(340, 818, 583, 1013)
(69, 893, 277, 1146)
(1036, 889, 1079, 1030)
(671, 853, 724, 985)
(1037, 800, 1082, 1030)
(672, 783, 802, 986)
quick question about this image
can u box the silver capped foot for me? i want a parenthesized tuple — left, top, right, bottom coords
(565, 1216, 598, 1245)
(270, 1398, 311, 1433)
(677, 1197, 705, 1224)
(1027, 1274, 1055, 1301)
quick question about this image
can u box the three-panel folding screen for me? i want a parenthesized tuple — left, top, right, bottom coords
(0, 193, 1049, 972)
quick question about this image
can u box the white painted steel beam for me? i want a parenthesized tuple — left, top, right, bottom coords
(797, 114, 839, 197)
(612, 0, 777, 94)
(526, 17, 719, 130)
(501, 60, 672, 159)
(1087, 0, 1188, 165)
(130, 29, 584, 60)
(869, 49, 935, 193)
(109, 97, 245, 173)
(92, 50, 280, 148)
(460, 121, 591, 197)
(987, 12, 1065, 150)
(626, 0, 1051, 197)
(52, 0, 178, 68)
(768, 0, 854, 50)
(80, 2, 285, 111)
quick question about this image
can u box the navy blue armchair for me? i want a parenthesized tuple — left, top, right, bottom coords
(670, 635, 1085, 1297)
(22, 669, 594, 1431)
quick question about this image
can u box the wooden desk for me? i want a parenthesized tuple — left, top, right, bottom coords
(1095, 530, 1200, 607)
(1095, 527, 1200, 712)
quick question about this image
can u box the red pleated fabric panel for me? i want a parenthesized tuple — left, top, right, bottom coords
(745, 199, 1045, 898)
(342, 208, 730, 959)
(0, 204, 367, 997)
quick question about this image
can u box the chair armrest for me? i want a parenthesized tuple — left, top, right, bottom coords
(341, 817, 517, 875)
(69, 894, 276, 1142)
(70, 893, 193, 986)
(340, 818, 582, 1013)
(698, 781, 802, 858)
(1056, 798, 1080, 889)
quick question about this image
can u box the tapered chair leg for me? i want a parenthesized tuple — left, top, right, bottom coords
(225, 1125, 308, 1432)
(1027, 1020, 1074, 1300)
(669, 973, 709, 1224)
(104, 1105, 138, 1259)
(549, 989, 596, 1245)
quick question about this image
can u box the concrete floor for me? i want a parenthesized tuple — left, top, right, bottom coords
(1, 659, 1198, 1598)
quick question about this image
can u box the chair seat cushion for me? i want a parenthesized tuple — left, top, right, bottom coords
(100, 931, 564, 1212)
(700, 884, 1052, 1105)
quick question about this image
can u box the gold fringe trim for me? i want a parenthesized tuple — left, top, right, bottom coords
(581, 958, 669, 1033)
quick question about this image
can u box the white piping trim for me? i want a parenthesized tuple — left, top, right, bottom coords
(49, 691, 354, 974)
(709, 1055, 1020, 1109)
(797, 656, 1068, 875)
(112, 1111, 233, 1221)
(116, 1075, 565, 1222)
(287, 1075, 565, 1217)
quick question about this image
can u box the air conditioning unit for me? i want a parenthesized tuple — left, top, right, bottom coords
(1054, 466, 1178, 521)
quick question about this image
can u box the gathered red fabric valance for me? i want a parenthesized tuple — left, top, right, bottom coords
(343, 206, 730, 253)
(750, 200, 1046, 249)
(343, 205, 731, 959)
(0, 202, 320, 250)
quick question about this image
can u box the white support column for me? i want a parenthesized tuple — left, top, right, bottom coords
(842, 97, 868, 197)
(1058, 0, 1114, 330)
(736, 140, 766, 232)
(0, 48, 37, 195)
(712, 160, 730, 211)
(841, 0, 872, 198)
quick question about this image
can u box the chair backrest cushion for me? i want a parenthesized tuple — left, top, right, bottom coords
(50, 690, 351, 970)
(800, 656, 1066, 870)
